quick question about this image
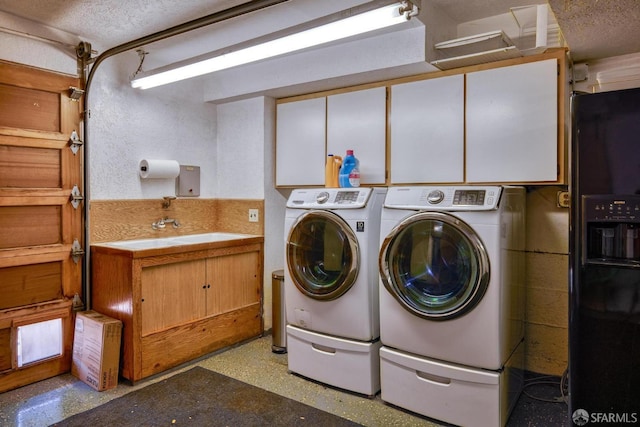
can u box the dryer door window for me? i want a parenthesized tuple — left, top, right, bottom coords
(379, 211, 490, 320)
(287, 210, 359, 300)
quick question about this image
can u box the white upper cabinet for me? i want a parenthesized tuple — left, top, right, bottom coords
(390, 74, 464, 184)
(275, 52, 565, 187)
(327, 87, 387, 185)
(276, 97, 326, 187)
(465, 58, 558, 182)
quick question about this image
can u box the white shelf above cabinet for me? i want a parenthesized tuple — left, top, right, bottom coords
(430, 3, 565, 70)
(510, 4, 565, 54)
(432, 46, 522, 70)
(432, 30, 522, 70)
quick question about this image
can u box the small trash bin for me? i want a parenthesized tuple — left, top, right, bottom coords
(271, 269, 287, 353)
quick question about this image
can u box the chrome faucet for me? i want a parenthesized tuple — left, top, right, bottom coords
(162, 196, 177, 209)
(152, 217, 180, 230)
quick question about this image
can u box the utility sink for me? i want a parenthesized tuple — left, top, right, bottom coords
(172, 232, 253, 244)
(105, 238, 179, 250)
(100, 232, 258, 250)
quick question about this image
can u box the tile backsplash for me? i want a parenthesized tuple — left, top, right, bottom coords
(90, 198, 264, 243)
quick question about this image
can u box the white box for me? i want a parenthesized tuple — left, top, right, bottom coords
(286, 325, 380, 396)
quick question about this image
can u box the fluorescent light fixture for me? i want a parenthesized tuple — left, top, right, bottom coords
(131, 1, 417, 89)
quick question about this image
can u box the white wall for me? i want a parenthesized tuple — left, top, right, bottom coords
(215, 98, 266, 199)
(263, 97, 290, 331)
(88, 53, 218, 199)
(215, 96, 289, 330)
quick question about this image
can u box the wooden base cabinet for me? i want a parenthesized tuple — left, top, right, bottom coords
(91, 240, 263, 382)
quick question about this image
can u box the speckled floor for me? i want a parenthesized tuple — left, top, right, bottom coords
(0, 335, 568, 427)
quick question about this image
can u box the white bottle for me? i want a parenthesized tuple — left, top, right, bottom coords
(348, 164, 360, 188)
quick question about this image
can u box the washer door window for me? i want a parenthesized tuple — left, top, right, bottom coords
(379, 211, 490, 320)
(287, 210, 359, 300)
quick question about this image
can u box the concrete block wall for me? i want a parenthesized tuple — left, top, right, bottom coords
(524, 186, 569, 376)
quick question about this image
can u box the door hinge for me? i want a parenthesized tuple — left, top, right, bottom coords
(70, 185, 84, 209)
(69, 130, 83, 155)
(71, 239, 85, 264)
(68, 86, 85, 101)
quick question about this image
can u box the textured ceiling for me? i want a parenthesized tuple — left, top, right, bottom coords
(0, 0, 639, 65)
(547, 0, 640, 62)
(0, 0, 250, 49)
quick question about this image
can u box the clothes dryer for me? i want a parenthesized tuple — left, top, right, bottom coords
(284, 187, 386, 396)
(378, 186, 526, 427)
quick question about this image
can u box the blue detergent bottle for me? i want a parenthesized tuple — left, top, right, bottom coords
(338, 150, 360, 188)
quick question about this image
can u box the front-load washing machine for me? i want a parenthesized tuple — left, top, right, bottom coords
(378, 185, 526, 427)
(284, 187, 386, 396)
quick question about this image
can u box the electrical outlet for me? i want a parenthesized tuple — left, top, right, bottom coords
(248, 209, 259, 222)
(557, 191, 570, 208)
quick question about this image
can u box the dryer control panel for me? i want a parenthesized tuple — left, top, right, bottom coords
(287, 188, 373, 209)
(385, 186, 503, 211)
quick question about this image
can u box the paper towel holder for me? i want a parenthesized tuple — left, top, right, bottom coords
(139, 159, 180, 179)
(176, 165, 200, 197)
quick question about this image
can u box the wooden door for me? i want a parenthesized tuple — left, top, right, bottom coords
(140, 259, 206, 335)
(206, 250, 261, 316)
(0, 61, 83, 392)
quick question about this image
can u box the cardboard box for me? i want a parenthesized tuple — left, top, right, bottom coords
(71, 310, 122, 391)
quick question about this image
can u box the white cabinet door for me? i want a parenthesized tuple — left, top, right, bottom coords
(466, 59, 558, 182)
(327, 87, 387, 184)
(276, 97, 326, 186)
(390, 75, 464, 183)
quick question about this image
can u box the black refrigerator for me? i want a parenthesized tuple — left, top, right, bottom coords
(570, 87, 640, 423)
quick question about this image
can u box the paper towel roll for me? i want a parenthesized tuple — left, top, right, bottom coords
(139, 159, 180, 179)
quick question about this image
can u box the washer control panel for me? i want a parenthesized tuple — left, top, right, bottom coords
(288, 187, 372, 209)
